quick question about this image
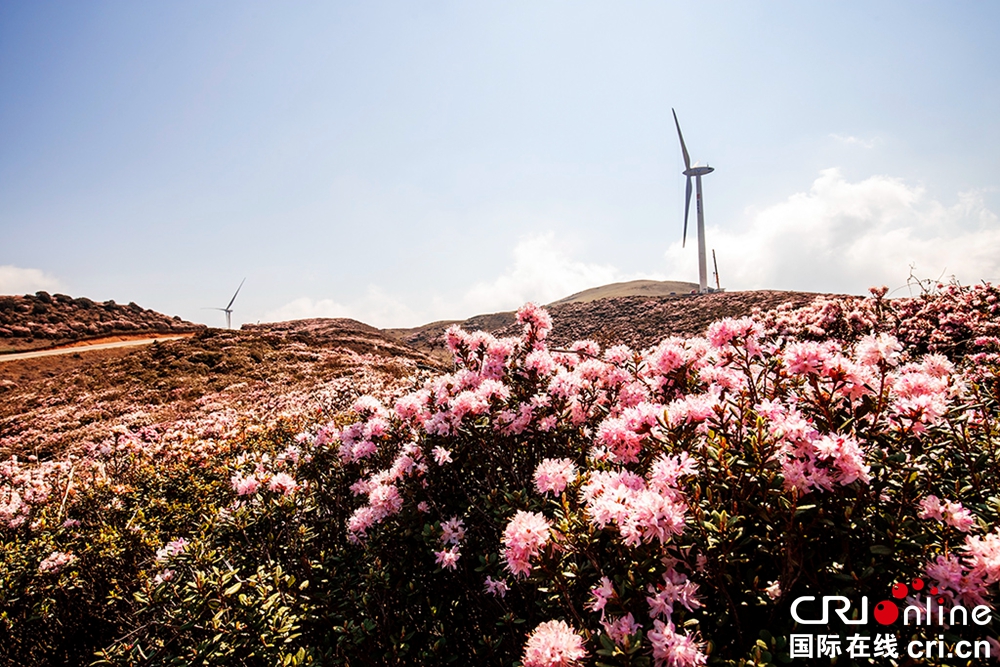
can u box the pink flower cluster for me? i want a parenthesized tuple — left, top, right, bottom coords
(155, 538, 188, 562)
(533, 458, 577, 496)
(521, 619, 586, 667)
(926, 529, 1000, 608)
(434, 516, 466, 570)
(484, 575, 509, 598)
(580, 455, 693, 547)
(766, 405, 871, 494)
(268, 472, 299, 496)
(0, 455, 64, 530)
(502, 510, 551, 577)
(887, 356, 953, 434)
(231, 473, 260, 496)
(648, 619, 707, 667)
(229, 452, 302, 498)
(588, 576, 614, 614)
(646, 568, 701, 619)
(345, 442, 426, 542)
(38, 550, 76, 574)
(602, 613, 641, 645)
(919, 495, 975, 532)
(336, 396, 393, 462)
(757, 281, 1000, 369)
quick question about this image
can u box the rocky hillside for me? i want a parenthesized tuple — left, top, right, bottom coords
(0, 291, 202, 351)
(388, 289, 826, 359)
(0, 321, 443, 460)
(1, 289, 830, 460)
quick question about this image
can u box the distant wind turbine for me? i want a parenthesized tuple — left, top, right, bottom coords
(672, 108, 715, 294)
(210, 278, 245, 329)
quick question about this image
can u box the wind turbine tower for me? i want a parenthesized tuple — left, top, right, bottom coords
(211, 278, 245, 329)
(672, 108, 715, 294)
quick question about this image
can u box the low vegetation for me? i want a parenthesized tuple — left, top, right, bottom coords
(0, 291, 201, 352)
(2, 283, 1000, 665)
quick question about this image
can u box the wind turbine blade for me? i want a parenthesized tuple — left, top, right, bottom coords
(226, 277, 246, 310)
(672, 108, 691, 171)
(683, 176, 692, 247)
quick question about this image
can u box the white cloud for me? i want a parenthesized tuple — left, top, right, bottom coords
(830, 133, 879, 149)
(266, 169, 1000, 330)
(262, 286, 423, 329)
(262, 296, 352, 322)
(0, 265, 61, 295)
(461, 232, 655, 313)
(665, 168, 1000, 294)
(263, 232, 661, 328)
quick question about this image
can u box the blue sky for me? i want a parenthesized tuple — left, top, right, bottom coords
(2, 2, 999, 327)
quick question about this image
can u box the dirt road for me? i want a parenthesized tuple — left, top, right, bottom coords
(0, 334, 192, 363)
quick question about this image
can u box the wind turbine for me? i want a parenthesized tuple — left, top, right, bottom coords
(672, 108, 714, 294)
(210, 278, 245, 329)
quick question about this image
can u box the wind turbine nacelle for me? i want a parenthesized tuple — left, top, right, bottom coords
(683, 166, 715, 176)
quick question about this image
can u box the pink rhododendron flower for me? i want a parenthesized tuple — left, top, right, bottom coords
(764, 580, 781, 600)
(434, 546, 461, 570)
(526, 349, 557, 376)
(581, 469, 687, 546)
(516, 303, 553, 346)
(646, 569, 701, 618)
(433, 447, 453, 465)
(534, 458, 577, 496)
(440, 517, 466, 545)
(268, 472, 298, 496)
(484, 575, 509, 598)
(347, 506, 378, 543)
(706, 317, 763, 355)
(522, 619, 586, 667)
(648, 453, 698, 494)
(156, 538, 188, 562)
(602, 613, 641, 645)
(783, 340, 838, 376)
(588, 576, 614, 614)
(154, 568, 176, 584)
(231, 473, 260, 496)
(856, 333, 902, 367)
(964, 530, 1000, 584)
(502, 510, 551, 577)
(367, 483, 403, 517)
(919, 495, 975, 531)
(38, 550, 75, 574)
(648, 619, 707, 667)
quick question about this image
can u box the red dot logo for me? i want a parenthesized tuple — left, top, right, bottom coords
(874, 600, 899, 625)
(891, 583, 908, 599)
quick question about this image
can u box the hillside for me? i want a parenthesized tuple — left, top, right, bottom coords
(0, 320, 443, 460)
(1, 289, 825, 460)
(388, 289, 825, 360)
(0, 291, 202, 353)
(550, 279, 701, 304)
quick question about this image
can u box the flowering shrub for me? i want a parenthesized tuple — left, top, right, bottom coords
(2, 288, 1000, 665)
(324, 298, 1000, 664)
(758, 281, 1000, 365)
